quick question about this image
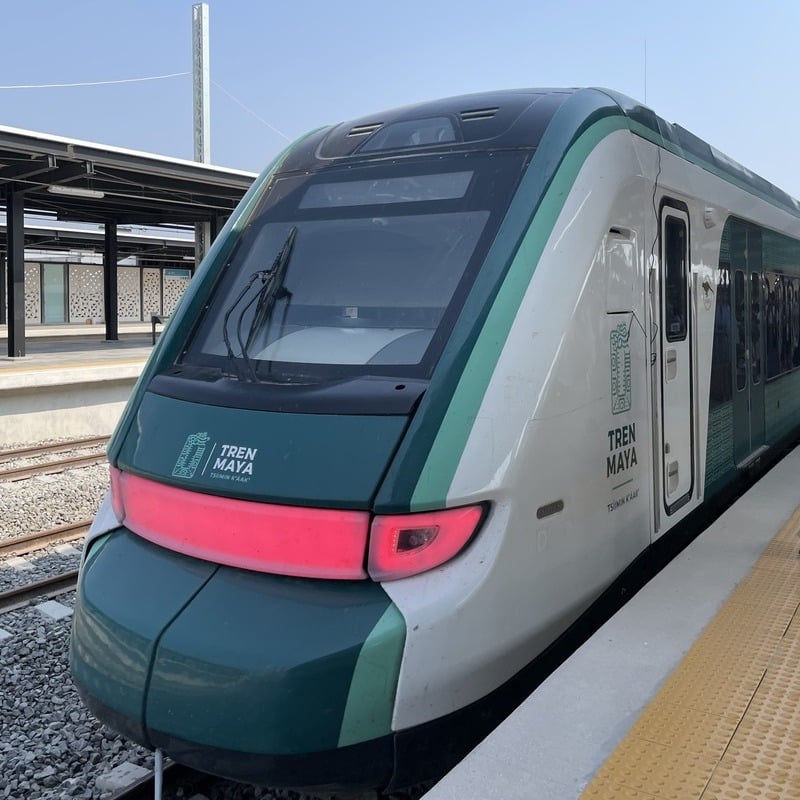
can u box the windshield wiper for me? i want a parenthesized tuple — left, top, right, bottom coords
(245, 226, 297, 354)
(221, 226, 298, 382)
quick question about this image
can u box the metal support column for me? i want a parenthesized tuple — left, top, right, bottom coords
(6, 190, 25, 357)
(211, 214, 227, 240)
(190, 213, 226, 274)
(194, 220, 212, 267)
(103, 222, 119, 341)
(0, 253, 6, 325)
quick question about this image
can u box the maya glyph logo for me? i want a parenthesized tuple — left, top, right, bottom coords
(610, 322, 632, 415)
(172, 432, 211, 479)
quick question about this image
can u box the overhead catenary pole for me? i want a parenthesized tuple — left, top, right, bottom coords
(192, 2, 210, 163)
(192, 3, 212, 265)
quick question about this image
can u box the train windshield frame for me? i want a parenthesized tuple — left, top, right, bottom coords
(179, 150, 530, 384)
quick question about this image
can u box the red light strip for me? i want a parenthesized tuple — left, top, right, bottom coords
(112, 468, 369, 579)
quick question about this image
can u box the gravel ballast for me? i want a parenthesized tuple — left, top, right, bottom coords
(0, 463, 109, 542)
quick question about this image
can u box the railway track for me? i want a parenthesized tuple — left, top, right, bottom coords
(0, 437, 108, 482)
(0, 435, 108, 464)
(0, 519, 91, 558)
(0, 520, 92, 614)
(0, 568, 79, 614)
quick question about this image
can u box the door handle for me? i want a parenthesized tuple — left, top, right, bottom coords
(665, 349, 678, 381)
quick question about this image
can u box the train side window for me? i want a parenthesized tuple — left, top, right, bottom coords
(664, 216, 688, 342)
(750, 272, 761, 384)
(794, 279, 800, 367)
(787, 278, 797, 370)
(779, 277, 788, 373)
(766, 272, 779, 379)
(709, 262, 731, 407)
(734, 270, 746, 391)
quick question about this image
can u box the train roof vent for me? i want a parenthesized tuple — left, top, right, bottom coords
(460, 107, 499, 122)
(348, 122, 384, 137)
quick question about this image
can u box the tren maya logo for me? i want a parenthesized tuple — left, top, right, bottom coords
(610, 322, 632, 415)
(172, 432, 210, 479)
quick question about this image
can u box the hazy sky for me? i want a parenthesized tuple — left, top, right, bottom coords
(1, 1, 799, 194)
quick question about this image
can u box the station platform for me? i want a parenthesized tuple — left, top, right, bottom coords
(424, 445, 800, 800)
(0, 323, 154, 446)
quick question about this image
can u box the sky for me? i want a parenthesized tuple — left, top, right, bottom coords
(1, 1, 799, 194)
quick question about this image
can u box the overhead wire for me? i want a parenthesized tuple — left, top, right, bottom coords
(0, 72, 190, 89)
(0, 71, 293, 143)
(212, 80, 292, 142)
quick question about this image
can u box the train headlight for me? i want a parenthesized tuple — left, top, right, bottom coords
(367, 505, 485, 581)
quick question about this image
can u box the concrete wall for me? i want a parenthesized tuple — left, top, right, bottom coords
(0, 366, 140, 447)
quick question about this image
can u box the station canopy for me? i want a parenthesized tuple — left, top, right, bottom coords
(0, 123, 259, 356)
(0, 123, 258, 244)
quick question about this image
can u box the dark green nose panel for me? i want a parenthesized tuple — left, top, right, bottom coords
(70, 529, 217, 745)
(146, 564, 403, 754)
(70, 528, 406, 759)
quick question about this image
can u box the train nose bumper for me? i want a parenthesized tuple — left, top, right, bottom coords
(70, 528, 405, 790)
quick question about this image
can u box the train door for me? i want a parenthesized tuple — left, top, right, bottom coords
(731, 224, 765, 464)
(659, 202, 693, 514)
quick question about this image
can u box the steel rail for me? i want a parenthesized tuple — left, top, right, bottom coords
(0, 519, 92, 558)
(0, 569, 79, 614)
(0, 436, 108, 464)
(0, 453, 107, 482)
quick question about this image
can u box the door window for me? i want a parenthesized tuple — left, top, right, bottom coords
(664, 216, 688, 342)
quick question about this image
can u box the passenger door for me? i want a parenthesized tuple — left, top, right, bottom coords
(659, 202, 693, 514)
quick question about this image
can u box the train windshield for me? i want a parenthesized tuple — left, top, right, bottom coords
(181, 151, 528, 382)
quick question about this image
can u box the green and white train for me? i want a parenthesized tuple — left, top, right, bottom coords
(70, 88, 800, 791)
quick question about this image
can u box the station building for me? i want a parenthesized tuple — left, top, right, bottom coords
(5, 218, 195, 326)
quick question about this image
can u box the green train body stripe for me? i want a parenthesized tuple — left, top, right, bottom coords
(626, 118, 796, 216)
(596, 88, 800, 220)
(409, 114, 628, 510)
(337, 603, 406, 747)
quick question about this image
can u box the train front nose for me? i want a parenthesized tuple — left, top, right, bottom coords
(70, 528, 405, 790)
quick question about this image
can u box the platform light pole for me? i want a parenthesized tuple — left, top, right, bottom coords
(192, 3, 211, 265)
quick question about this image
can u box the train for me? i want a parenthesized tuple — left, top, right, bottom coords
(70, 87, 800, 792)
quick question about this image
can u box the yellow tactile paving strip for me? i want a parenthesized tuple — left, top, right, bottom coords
(581, 506, 800, 800)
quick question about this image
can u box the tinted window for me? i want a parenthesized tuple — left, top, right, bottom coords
(181, 152, 528, 382)
(750, 272, 761, 384)
(734, 270, 746, 391)
(664, 215, 688, 342)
